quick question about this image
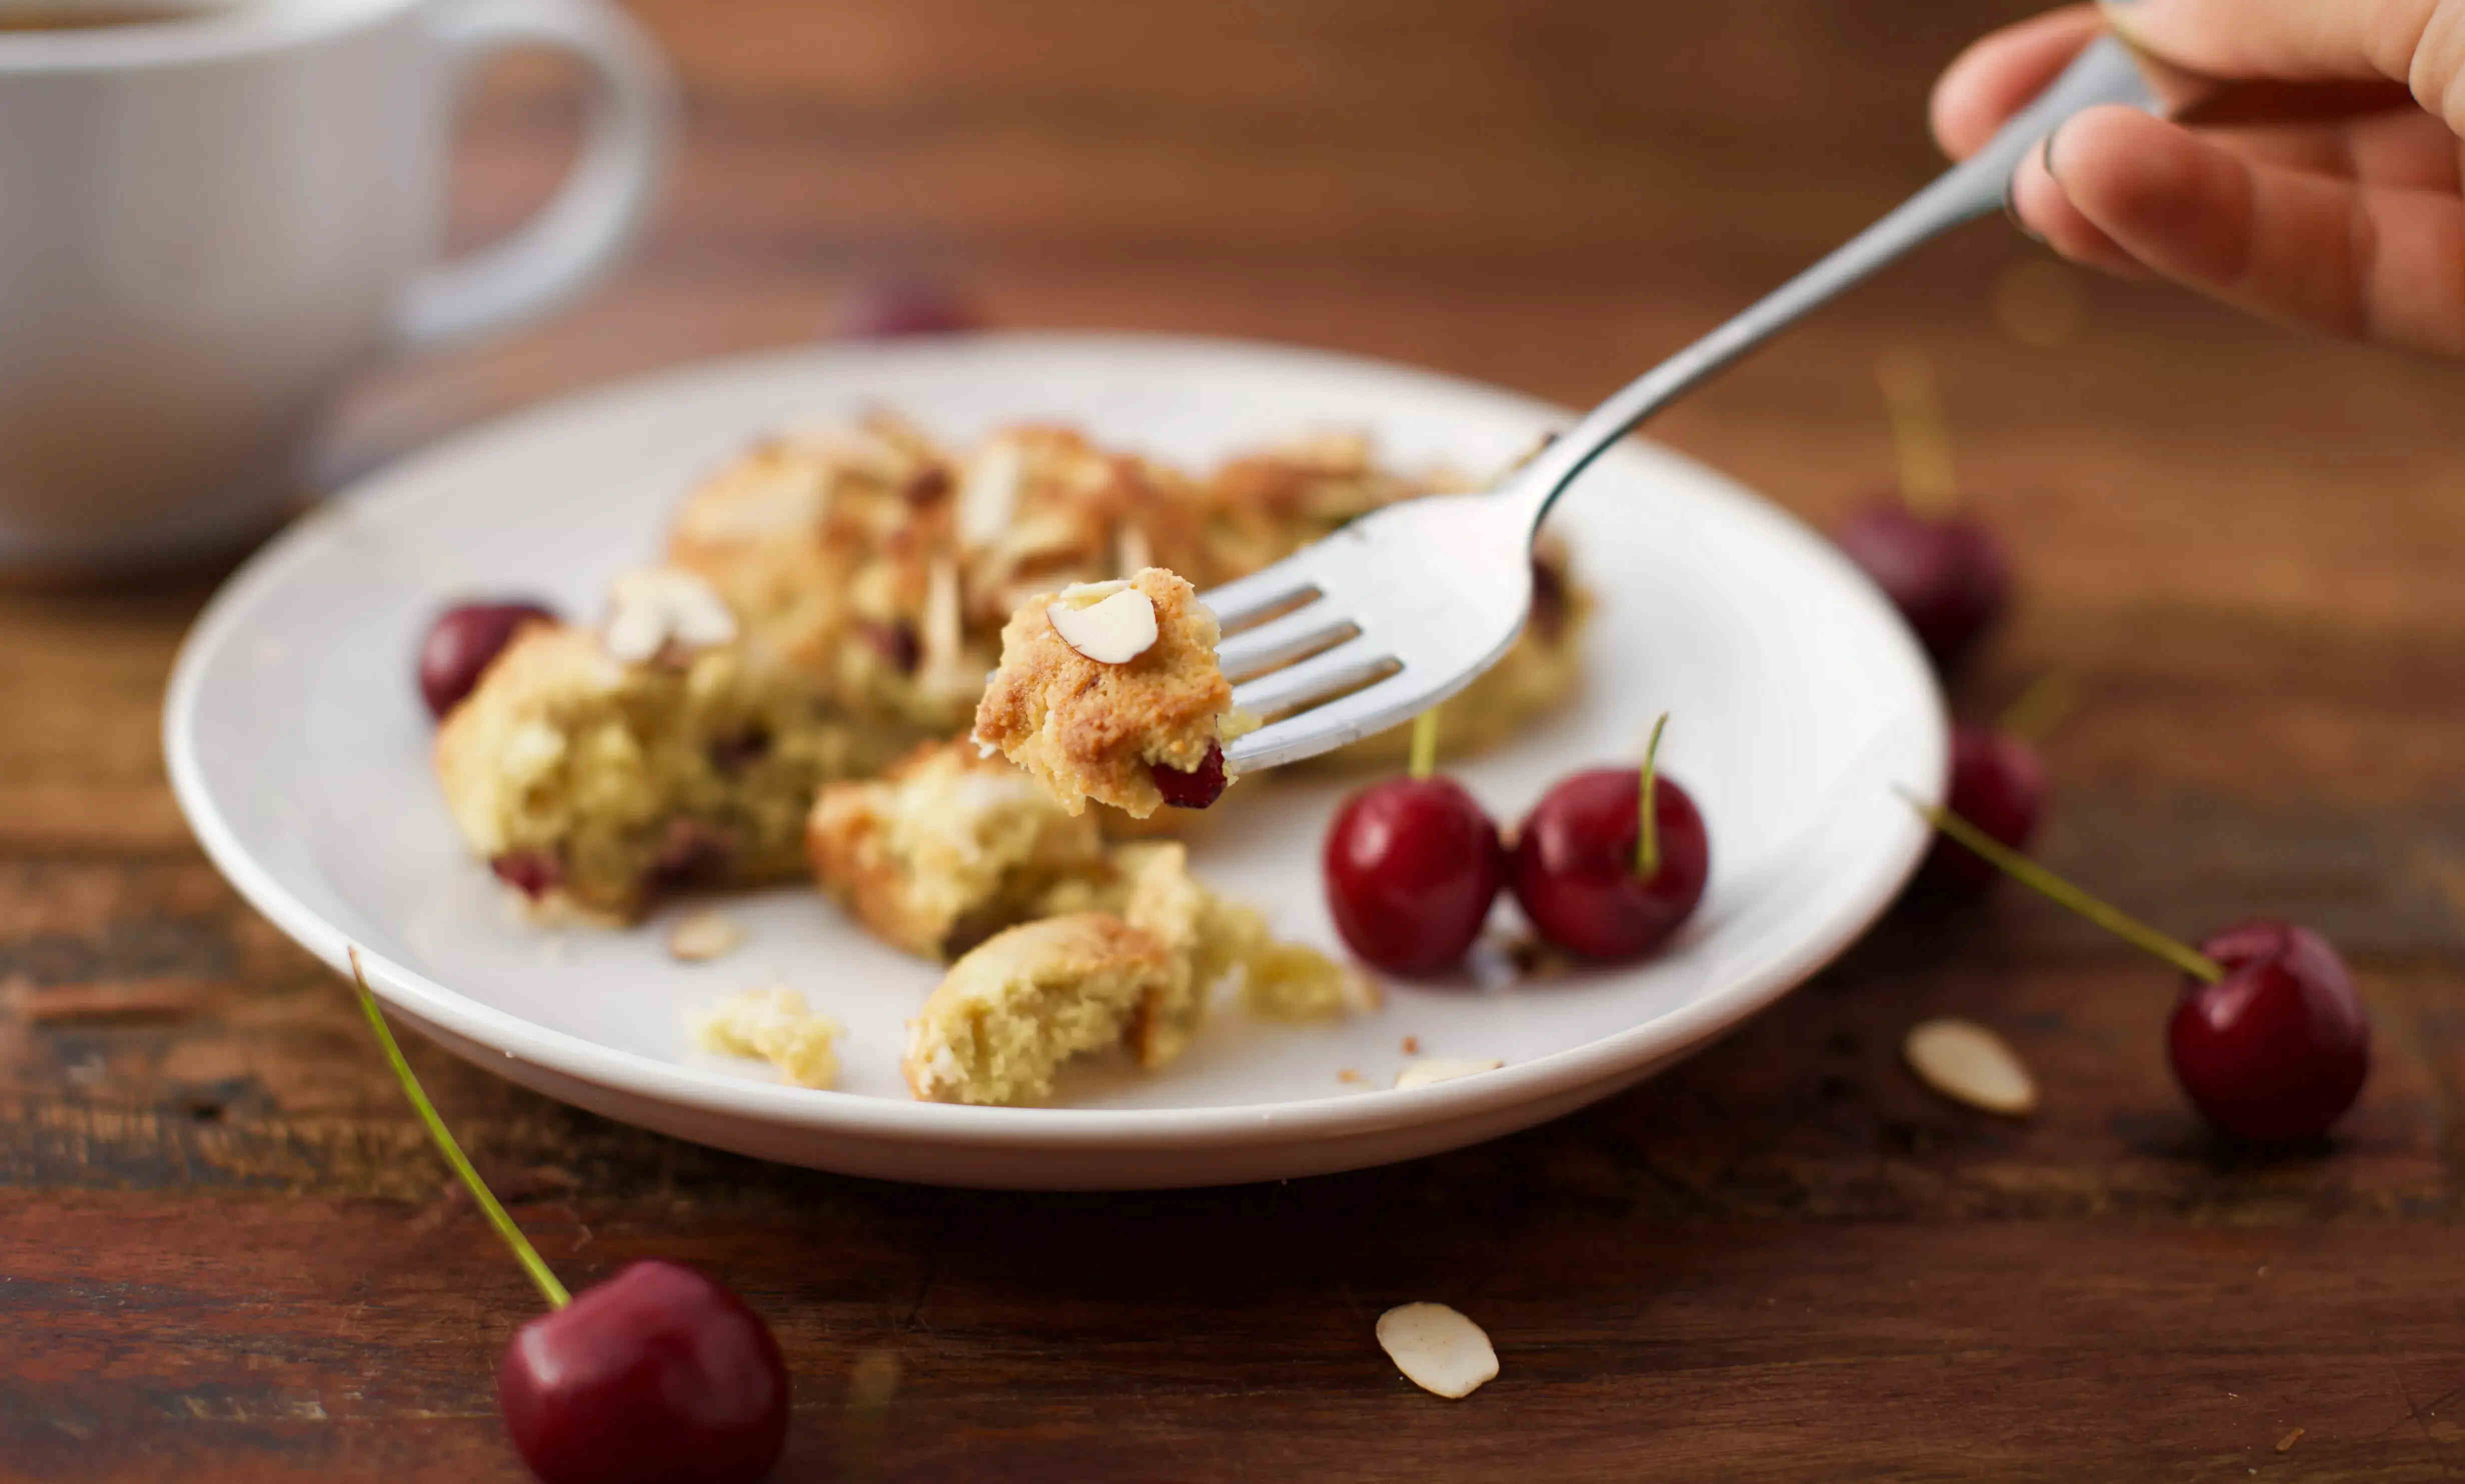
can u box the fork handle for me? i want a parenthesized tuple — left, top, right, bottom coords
(1506, 33, 2157, 528)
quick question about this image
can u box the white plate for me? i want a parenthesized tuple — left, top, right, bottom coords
(165, 333, 1946, 1189)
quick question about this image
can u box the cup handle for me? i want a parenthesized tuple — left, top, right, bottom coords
(394, 0, 675, 350)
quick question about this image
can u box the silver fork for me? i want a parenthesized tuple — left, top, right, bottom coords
(1210, 35, 2154, 772)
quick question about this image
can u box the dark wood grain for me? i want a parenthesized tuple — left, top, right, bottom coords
(8, 0, 2465, 1477)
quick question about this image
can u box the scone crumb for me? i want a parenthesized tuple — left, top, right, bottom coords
(1376, 1302, 1498, 1399)
(691, 986, 841, 1089)
(1338, 1067, 1363, 1084)
(1394, 1056, 1504, 1089)
(666, 910, 745, 962)
(1401, 1035, 1421, 1055)
(1244, 940, 1373, 1021)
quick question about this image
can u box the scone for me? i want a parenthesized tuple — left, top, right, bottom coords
(669, 420, 1209, 740)
(806, 737, 1108, 959)
(901, 913, 1177, 1105)
(434, 570, 876, 920)
(669, 421, 1586, 774)
(971, 567, 1244, 818)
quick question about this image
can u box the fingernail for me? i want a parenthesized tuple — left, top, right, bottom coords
(2040, 124, 2063, 183)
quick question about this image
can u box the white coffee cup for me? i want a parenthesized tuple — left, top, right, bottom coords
(0, 0, 672, 574)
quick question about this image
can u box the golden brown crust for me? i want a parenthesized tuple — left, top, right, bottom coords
(805, 738, 1106, 958)
(900, 913, 1176, 1105)
(970, 568, 1234, 818)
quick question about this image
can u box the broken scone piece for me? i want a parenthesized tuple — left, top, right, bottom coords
(692, 986, 843, 1089)
(807, 738, 1108, 959)
(971, 567, 1246, 819)
(901, 913, 1176, 1105)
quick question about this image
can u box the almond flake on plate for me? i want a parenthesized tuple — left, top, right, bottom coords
(1903, 1017, 2036, 1116)
(666, 910, 745, 963)
(1394, 1056, 1503, 1089)
(1376, 1302, 1498, 1399)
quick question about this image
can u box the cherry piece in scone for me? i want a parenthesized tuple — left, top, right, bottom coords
(1324, 714, 1501, 975)
(499, 1260, 791, 1484)
(1833, 502, 2010, 672)
(420, 600, 558, 720)
(1919, 726, 2046, 896)
(2168, 920, 2369, 1144)
(828, 276, 979, 339)
(1510, 718, 1709, 962)
(1153, 743, 1228, 809)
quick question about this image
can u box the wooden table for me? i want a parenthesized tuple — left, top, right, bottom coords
(9, 0, 2465, 1477)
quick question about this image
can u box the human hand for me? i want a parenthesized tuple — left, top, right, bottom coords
(1933, 2, 2465, 354)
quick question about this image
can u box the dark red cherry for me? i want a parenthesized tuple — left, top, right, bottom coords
(1153, 744, 1228, 809)
(828, 276, 979, 339)
(1324, 777, 1502, 975)
(1510, 768, 1708, 961)
(1920, 726, 2046, 895)
(2168, 920, 2368, 1143)
(1833, 501, 2010, 671)
(421, 601, 557, 720)
(498, 1260, 790, 1484)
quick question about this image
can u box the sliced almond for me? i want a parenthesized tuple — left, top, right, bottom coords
(666, 910, 745, 963)
(604, 567, 738, 664)
(957, 437, 1024, 547)
(1394, 1056, 1503, 1090)
(1114, 523, 1153, 578)
(1048, 584, 1158, 664)
(1903, 1017, 2036, 1116)
(1376, 1302, 1498, 1399)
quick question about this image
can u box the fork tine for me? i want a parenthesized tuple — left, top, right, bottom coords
(1225, 667, 1437, 771)
(1228, 636, 1393, 718)
(1196, 557, 1319, 631)
(1213, 602, 1358, 679)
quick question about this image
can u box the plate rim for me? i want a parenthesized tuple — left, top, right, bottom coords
(164, 329, 1947, 1153)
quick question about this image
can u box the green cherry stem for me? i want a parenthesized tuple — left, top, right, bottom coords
(1997, 671, 2078, 743)
(1407, 709, 1440, 781)
(348, 946, 571, 1309)
(1897, 791, 2224, 984)
(1636, 712, 1669, 878)
(1878, 347, 1959, 519)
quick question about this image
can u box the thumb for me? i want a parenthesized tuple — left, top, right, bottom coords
(2100, 0, 2446, 89)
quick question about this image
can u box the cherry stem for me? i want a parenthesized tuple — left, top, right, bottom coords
(347, 947, 572, 1309)
(1998, 671, 2077, 743)
(1896, 792, 2224, 983)
(1408, 709, 1439, 781)
(1636, 712, 1669, 879)
(1877, 347, 1958, 518)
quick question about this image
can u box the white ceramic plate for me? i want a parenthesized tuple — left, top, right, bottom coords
(165, 333, 1946, 1189)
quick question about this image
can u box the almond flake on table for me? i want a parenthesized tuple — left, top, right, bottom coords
(1394, 1056, 1503, 1089)
(1376, 1302, 1498, 1399)
(1903, 1017, 2036, 1116)
(666, 910, 745, 962)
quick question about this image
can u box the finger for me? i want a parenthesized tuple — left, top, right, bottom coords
(2007, 132, 2153, 277)
(2199, 107, 2463, 191)
(2098, 0, 2442, 87)
(2047, 102, 2465, 352)
(1932, 6, 2109, 159)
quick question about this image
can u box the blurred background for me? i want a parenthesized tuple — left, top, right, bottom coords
(335, 0, 2465, 826)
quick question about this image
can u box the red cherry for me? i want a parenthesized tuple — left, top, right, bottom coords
(1323, 777, 1502, 975)
(499, 1260, 790, 1484)
(1153, 743, 1228, 809)
(1920, 726, 2046, 895)
(828, 277, 979, 339)
(421, 601, 557, 720)
(1833, 501, 2010, 671)
(2168, 921, 2368, 1143)
(1510, 768, 1708, 961)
